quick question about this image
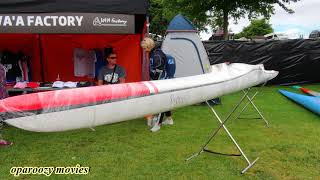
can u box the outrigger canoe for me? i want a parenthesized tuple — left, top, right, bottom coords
(292, 86, 320, 97)
(0, 63, 278, 132)
(279, 90, 320, 116)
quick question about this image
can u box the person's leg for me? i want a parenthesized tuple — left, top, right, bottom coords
(0, 121, 13, 146)
(165, 111, 172, 117)
(158, 113, 165, 124)
(150, 113, 163, 132)
(145, 115, 153, 127)
(162, 111, 174, 125)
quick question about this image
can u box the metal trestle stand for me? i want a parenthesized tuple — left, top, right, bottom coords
(234, 85, 269, 127)
(186, 89, 262, 174)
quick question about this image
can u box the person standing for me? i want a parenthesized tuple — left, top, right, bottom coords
(0, 63, 12, 146)
(141, 37, 175, 132)
(98, 51, 126, 85)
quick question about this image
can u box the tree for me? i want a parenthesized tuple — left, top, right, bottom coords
(149, 0, 167, 36)
(149, 0, 211, 36)
(162, 0, 300, 40)
(235, 18, 273, 39)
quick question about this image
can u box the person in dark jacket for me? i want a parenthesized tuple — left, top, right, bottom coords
(141, 37, 175, 132)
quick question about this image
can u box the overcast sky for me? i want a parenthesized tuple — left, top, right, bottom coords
(200, 0, 320, 40)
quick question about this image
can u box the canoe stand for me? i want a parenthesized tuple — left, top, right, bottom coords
(234, 86, 269, 127)
(186, 86, 268, 174)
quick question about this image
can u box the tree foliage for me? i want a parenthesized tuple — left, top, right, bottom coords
(149, 0, 169, 36)
(150, 0, 299, 39)
(235, 19, 273, 39)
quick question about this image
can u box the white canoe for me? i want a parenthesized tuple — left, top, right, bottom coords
(0, 63, 278, 132)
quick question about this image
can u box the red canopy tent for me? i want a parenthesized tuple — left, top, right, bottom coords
(0, 0, 149, 83)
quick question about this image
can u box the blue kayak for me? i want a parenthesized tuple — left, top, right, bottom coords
(279, 90, 320, 116)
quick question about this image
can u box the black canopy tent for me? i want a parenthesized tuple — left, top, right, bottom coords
(0, 0, 149, 34)
(0, 0, 149, 83)
(0, 0, 148, 14)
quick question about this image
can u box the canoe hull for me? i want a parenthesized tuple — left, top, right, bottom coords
(1, 63, 278, 132)
(279, 90, 320, 116)
(299, 87, 320, 97)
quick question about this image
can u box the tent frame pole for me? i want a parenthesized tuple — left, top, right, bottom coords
(146, 15, 150, 34)
(38, 34, 45, 82)
(186, 88, 260, 174)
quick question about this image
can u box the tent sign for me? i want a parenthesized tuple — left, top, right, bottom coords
(0, 13, 134, 34)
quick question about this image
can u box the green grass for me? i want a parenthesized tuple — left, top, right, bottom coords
(0, 85, 320, 179)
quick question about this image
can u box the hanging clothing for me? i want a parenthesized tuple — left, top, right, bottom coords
(1, 50, 22, 82)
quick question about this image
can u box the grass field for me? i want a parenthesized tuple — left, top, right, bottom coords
(0, 85, 319, 179)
